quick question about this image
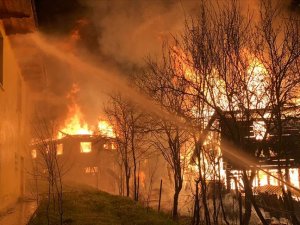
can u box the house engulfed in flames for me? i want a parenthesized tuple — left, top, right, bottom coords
(176, 47, 300, 196)
(31, 134, 119, 194)
(30, 102, 120, 194)
(221, 114, 300, 193)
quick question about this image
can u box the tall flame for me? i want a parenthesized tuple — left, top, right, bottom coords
(57, 83, 92, 139)
(57, 103, 92, 139)
(57, 84, 115, 140)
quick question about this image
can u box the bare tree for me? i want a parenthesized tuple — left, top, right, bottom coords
(255, 1, 300, 223)
(105, 93, 132, 197)
(136, 47, 195, 219)
(101, 1, 300, 224)
(32, 118, 64, 225)
(175, 1, 289, 224)
(105, 92, 147, 200)
(164, 1, 300, 224)
(144, 1, 279, 224)
(143, 154, 159, 210)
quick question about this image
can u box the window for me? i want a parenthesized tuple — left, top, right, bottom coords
(0, 35, 3, 87)
(31, 149, 37, 159)
(103, 142, 117, 150)
(57, 143, 63, 155)
(84, 166, 98, 175)
(80, 142, 91, 153)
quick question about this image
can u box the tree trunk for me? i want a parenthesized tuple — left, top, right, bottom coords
(192, 180, 200, 225)
(201, 179, 211, 225)
(249, 187, 268, 225)
(218, 166, 229, 225)
(199, 155, 211, 225)
(242, 191, 251, 225)
(126, 175, 130, 197)
(172, 170, 182, 220)
(172, 189, 180, 219)
(125, 164, 130, 197)
(242, 171, 252, 225)
(132, 149, 137, 201)
(283, 190, 300, 225)
(137, 162, 140, 201)
(212, 178, 218, 225)
(131, 125, 138, 201)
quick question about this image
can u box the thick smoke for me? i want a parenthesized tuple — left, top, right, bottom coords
(27, 0, 201, 124)
(24, 0, 293, 125)
(85, 0, 198, 65)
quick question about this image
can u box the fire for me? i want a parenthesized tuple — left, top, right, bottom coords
(172, 46, 196, 82)
(57, 84, 115, 141)
(80, 142, 92, 153)
(165, 47, 300, 196)
(58, 84, 92, 139)
(57, 143, 63, 155)
(253, 121, 266, 140)
(289, 168, 300, 189)
(230, 168, 300, 193)
(247, 58, 269, 109)
(57, 103, 92, 139)
(58, 105, 116, 139)
(31, 149, 37, 159)
(98, 120, 116, 138)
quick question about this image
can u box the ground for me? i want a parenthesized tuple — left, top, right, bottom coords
(28, 187, 181, 225)
(0, 200, 37, 225)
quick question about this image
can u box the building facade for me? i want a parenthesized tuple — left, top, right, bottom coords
(32, 135, 120, 194)
(0, 0, 36, 212)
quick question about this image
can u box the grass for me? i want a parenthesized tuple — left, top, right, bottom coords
(29, 187, 179, 225)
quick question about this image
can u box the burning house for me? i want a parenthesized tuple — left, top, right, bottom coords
(220, 112, 300, 193)
(29, 85, 120, 194)
(31, 133, 119, 194)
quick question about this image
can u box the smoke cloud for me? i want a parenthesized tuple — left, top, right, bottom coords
(15, 0, 294, 126)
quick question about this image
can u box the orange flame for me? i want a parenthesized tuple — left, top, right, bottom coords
(98, 120, 116, 138)
(58, 84, 115, 141)
(247, 58, 268, 109)
(173, 48, 299, 193)
(57, 103, 92, 139)
(58, 84, 92, 139)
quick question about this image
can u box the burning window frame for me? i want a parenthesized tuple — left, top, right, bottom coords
(80, 141, 92, 153)
(56, 143, 63, 155)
